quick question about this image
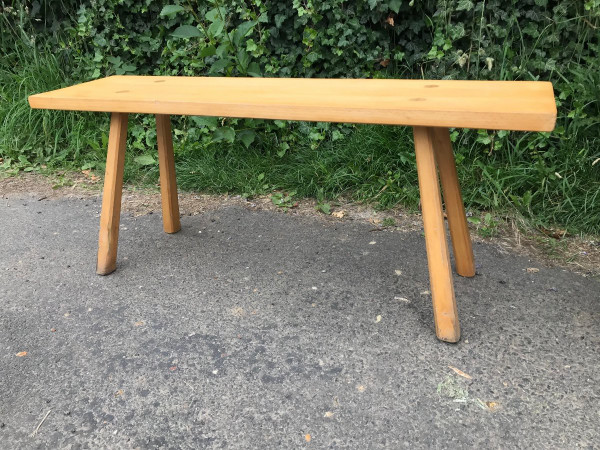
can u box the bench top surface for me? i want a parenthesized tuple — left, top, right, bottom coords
(29, 76, 556, 131)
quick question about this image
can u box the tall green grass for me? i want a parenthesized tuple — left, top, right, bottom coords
(0, 20, 106, 169)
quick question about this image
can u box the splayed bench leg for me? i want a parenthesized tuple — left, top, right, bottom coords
(431, 127, 475, 278)
(97, 112, 128, 275)
(156, 114, 181, 234)
(413, 126, 460, 343)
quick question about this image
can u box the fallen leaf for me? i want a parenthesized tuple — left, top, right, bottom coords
(394, 270, 402, 276)
(357, 385, 366, 392)
(16, 351, 28, 357)
(486, 401, 500, 411)
(375, 315, 382, 323)
(134, 321, 144, 327)
(380, 58, 390, 67)
(385, 14, 395, 26)
(115, 389, 124, 397)
(448, 365, 472, 380)
(369, 217, 382, 225)
(229, 307, 245, 317)
(526, 267, 540, 273)
(369, 241, 377, 245)
(324, 411, 334, 418)
(332, 210, 345, 218)
(539, 227, 567, 239)
(305, 434, 311, 442)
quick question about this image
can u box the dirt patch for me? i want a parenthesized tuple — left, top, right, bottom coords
(2, 172, 598, 277)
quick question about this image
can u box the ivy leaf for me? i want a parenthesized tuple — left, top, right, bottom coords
(389, 0, 402, 13)
(171, 25, 202, 39)
(134, 155, 156, 166)
(233, 21, 256, 46)
(160, 5, 185, 16)
(122, 64, 136, 72)
(237, 130, 256, 148)
(213, 127, 235, 143)
(191, 116, 218, 128)
(456, 0, 474, 11)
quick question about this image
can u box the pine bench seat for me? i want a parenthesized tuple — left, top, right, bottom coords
(29, 75, 557, 342)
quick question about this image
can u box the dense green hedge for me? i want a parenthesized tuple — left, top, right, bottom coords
(1, 1, 599, 231)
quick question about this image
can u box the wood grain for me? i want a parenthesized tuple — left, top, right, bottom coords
(431, 127, 475, 278)
(413, 126, 460, 343)
(156, 114, 181, 234)
(29, 76, 556, 131)
(96, 113, 128, 275)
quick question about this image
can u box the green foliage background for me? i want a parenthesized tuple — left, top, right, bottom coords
(1, 0, 599, 232)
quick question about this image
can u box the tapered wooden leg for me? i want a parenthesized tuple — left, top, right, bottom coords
(413, 126, 460, 343)
(97, 113, 128, 275)
(156, 114, 181, 234)
(431, 127, 475, 278)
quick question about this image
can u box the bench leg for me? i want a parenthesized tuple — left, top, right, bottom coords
(431, 127, 475, 277)
(97, 113, 128, 275)
(156, 114, 181, 234)
(413, 126, 460, 343)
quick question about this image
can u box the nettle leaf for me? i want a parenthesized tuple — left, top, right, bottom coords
(171, 25, 202, 39)
(209, 58, 232, 73)
(247, 62, 261, 77)
(237, 49, 250, 71)
(200, 45, 217, 57)
(237, 130, 256, 148)
(215, 43, 230, 57)
(160, 5, 185, 16)
(233, 21, 256, 46)
(208, 19, 225, 37)
(134, 155, 156, 166)
(205, 7, 226, 23)
(213, 127, 235, 143)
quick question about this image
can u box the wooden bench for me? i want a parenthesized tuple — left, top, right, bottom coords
(29, 76, 556, 342)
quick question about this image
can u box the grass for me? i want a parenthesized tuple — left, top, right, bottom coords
(1, 29, 599, 236)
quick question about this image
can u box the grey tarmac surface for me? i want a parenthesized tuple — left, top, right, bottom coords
(0, 194, 599, 449)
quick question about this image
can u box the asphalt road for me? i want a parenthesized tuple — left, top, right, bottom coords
(1, 194, 599, 449)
